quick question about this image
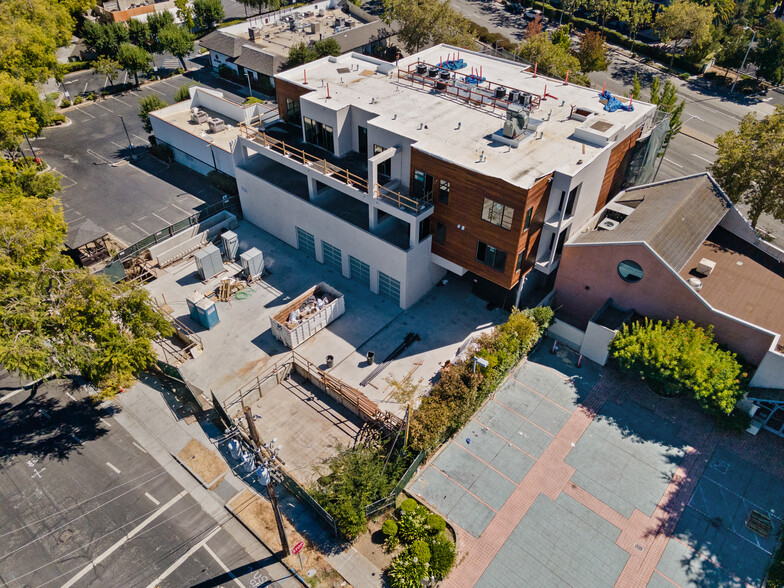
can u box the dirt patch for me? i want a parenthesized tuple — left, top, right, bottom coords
(177, 439, 228, 489)
(354, 512, 397, 571)
(228, 489, 350, 588)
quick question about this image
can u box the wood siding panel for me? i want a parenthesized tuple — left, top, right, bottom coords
(275, 78, 311, 123)
(595, 127, 642, 214)
(413, 148, 552, 289)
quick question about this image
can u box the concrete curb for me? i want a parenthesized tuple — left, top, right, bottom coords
(224, 502, 310, 587)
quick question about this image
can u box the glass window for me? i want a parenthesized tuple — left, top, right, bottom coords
(617, 260, 644, 282)
(285, 97, 301, 124)
(565, 185, 579, 216)
(418, 217, 431, 242)
(304, 117, 334, 153)
(357, 126, 367, 156)
(412, 170, 434, 201)
(516, 250, 525, 272)
(374, 144, 391, 177)
(524, 206, 533, 231)
(435, 222, 446, 244)
(476, 241, 507, 271)
(438, 180, 450, 204)
(481, 198, 514, 230)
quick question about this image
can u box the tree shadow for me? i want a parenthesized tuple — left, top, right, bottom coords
(0, 380, 114, 464)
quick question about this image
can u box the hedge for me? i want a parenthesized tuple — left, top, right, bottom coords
(408, 307, 553, 453)
(59, 60, 93, 75)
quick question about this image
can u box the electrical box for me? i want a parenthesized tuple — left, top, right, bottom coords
(221, 231, 239, 261)
(194, 243, 224, 280)
(240, 247, 264, 280)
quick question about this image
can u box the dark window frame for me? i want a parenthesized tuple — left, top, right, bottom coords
(285, 97, 301, 125)
(438, 179, 450, 204)
(303, 117, 334, 153)
(435, 222, 446, 244)
(481, 198, 514, 230)
(516, 250, 525, 272)
(617, 260, 644, 283)
(374, 144, 391, 177)
(476, 241, 507, 272)
(523, 207, 534, 231)
(412, 170, 434, 201)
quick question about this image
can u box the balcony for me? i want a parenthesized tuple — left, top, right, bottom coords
(239, 122, 432, 215)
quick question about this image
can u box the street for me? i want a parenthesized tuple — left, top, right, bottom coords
(0, 378, 279, 587)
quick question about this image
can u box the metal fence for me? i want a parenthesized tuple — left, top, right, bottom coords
(278, 468, 339, 537)
(364, 450, 427, 518)
(114, 195, 241, 261)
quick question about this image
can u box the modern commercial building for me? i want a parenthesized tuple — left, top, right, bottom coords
(200, 0, 396, 93)
(550, 173, 784, 403)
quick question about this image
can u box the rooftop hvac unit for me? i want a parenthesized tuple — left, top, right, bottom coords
(240, 247, 264, 280)
(521, 93, 532, 107)
(194, 243, 224, 280)
(208, 118, 226, 133)
(503, 104, 529, 139)
(697, 257, 716, 276)
(688, 277, 703, 291)
(221, 230, 239, 261)
(248, 26, 261, 40)
(597, 218, 619, 231)
(508, 89, 520, 103)
(334, 16, 343, 27)
(439, 70, 451, 81)
(348, 19, 356, 27)
(310, 21, 321, 34)
(428, 66, 439, 78)
(416, 63, 428, 75)
(191, 109, 209, 124)
(495, 86, 506, 99)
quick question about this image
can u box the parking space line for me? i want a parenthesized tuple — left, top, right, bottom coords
(692, 153, 713, 164)
(147, 86, 166, 95)
(202, 542, 245, 587)
(132, 441, 148, 454)
(106, 462, 121, 474)
(130, 222, 146, 233)
(144, 492, 160, 506)
(144, 526, 222, 588)
(171, 203, 191, 215)
(99, 417, 112, 428)
(62, 491, 188, 588)
(111, 96, 132, 107)
(77, 108, 96, 119)
(153, 212, 169, 224)
(133, 133, 150, 145)
(93, 101, 113, 113)
(161, 80, 179, 89)
(65, 392, 76, 401)
(0, 389, 26, 402)
(663, 158, 683, 169)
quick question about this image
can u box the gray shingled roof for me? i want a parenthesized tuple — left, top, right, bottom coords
(329, 20, 397, 52)
(200, 31, 245, 59)
(572, 174, 731, 271)
(65, 218, 107, 249)
(234, 44, 284, 77)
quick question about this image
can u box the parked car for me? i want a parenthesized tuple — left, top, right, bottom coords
(524, 8, 543, 19)
(506, 3, 523, 14)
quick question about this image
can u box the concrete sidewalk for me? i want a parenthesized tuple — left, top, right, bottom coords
(114, 375, 303, 588)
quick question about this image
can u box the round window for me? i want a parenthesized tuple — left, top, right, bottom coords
(617, 260, 643, 282)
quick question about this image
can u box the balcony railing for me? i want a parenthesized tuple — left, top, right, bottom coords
(239, 123, 430, 215)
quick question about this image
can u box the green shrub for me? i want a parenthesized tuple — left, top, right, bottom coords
(382, 518, 398, 539)
(150, 143, 173, 162)
(429, 533, 456, 579)
(388, 551, 429, 588)
(398, 506, 428, 544)
(61, 98, 71, 108)
(207, 169, 238, 196)
(174, 83, 194, 102)
(409, 540, 431, 564)
(679, 72, 691, 80)
(400, 498, 418, 514)
(59, 60, 92, 75)
(426, 513, 446, 535)
(611, 319, 746, 416)
(86, 93, 96, 101)
(73, 96, 83, 105)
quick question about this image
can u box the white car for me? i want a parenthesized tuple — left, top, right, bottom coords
(524, 8, 543, 19)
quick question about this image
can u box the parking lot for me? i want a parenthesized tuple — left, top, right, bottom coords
(409, 342, 784, 587)
(0, 379, 286, 587)
(36, 68, 249, 247)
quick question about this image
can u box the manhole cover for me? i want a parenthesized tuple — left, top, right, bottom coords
(710, 459, 730, 474)
(634, 543, 644, 552)
(58, 529, 74, 544)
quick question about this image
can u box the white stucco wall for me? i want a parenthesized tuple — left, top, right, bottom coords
(579, 321, 617, 366)
(547, 318, 585, 351)
(750, 349, 784, 389)
(150, 115, 235, 177)
(235, 166, 440, 308)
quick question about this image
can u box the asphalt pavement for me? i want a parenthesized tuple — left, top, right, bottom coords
(0, 378, 280, 588)
(33, 63, 252, 247)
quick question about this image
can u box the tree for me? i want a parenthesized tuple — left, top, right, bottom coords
(82, 21, 131, 57)
(92, 57, 121, 88)
(551, 24, 571, 50)
(710, 106, 784, 228)
(286, 43, 316, 68)
(158, 25, 194, 70)
(575, 30, 609, 72)
(649, 77, 686, 146)
(117, 43, 152, 86)
(655, 0, 714, 67)
(174, 0, 194, 29)
(706, 0, 736, 23)
(383, 0, 477, 54)
(715, 25, 751, 80)
(193, 0, 225, 29)
(588, 0, 627, 26)
(314, 38, 341, 58)
(525, 18, 544, 39)
(147, 10, 175, 50)
(627, 70, 642, 97)
(625, 0, 653, 49)
(0, 73, 61, 157)
(128, 19, 152, 49)
(236, 0, 280, 15)
(754, 18, 784, 86)
(518, 33, 585, 81)
(559, 0, 586, 23)
(138, 94, 168, 132)
(174, 83, 194, 102)
(0, 0, 73, 82)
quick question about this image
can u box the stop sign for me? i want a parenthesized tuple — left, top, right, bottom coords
(292, 541, 304, 555)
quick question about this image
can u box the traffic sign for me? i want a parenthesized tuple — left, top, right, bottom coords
(292, 541, 304, 555)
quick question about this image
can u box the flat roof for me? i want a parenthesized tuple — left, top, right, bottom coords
(276, 45, 656, 189)
(680, 227, 784, 345)
(154, 104, 243, 151)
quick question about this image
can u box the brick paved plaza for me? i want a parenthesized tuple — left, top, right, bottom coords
(409, 340, 784, 587)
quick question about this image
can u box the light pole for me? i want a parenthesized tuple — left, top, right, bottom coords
(119, 116, 135, 159)
(653, 115, 701, 181)
(731, 28, 756, 95)
(245, 71, 253, 99)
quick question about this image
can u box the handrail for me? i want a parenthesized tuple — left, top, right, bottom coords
(238, 123, 429, 215)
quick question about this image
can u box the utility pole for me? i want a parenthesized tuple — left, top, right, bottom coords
(243, 408, 291, 556)
(731, 28, 756, 95)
